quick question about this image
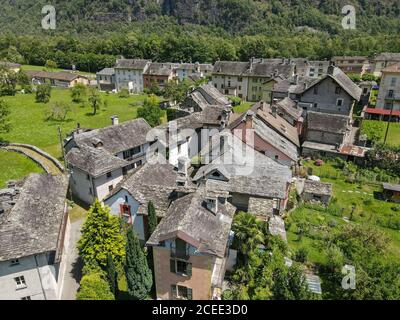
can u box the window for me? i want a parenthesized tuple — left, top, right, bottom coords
(335, 86, 342, 94)
(171, 285, 192, 300)
(86, 174, 90, 181)
(337, 99, 343, 107)
(125, 195, 128, 203)
(106, 172, 112, 179)
(275, 155, 279, 160)
(14, 276, 26, 289)
(390, 77, 397, 87)
(108, 185, 113, 192)
(120, 204, 132, 224)
(388, 90, 394, 98)
(89, 187, 93, 195)
(123, 146, 141, 159)
(313, 86, 318, 95)
(313, 103, 318, 108)
(363, 88, 368, 94)
(21, 296, 31, 300)
(170, 259, 192, 276)
(238, 77, 242, 82)
(10, 259, 20, 266)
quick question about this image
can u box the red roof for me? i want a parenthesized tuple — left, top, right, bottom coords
(363, 107, 400, 117)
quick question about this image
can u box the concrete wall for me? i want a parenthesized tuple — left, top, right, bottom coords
(306, 129, 345, 145)
(152, 244, 214, 300)
(376, 72, 400, 110)
(300, 77, 355, 115)
(212, 75, 248, 99)
(115, 68, 146, 93)
(93, 168, 124, 202)
(104, 189, 145, 241)
(0, 253, 59, 300)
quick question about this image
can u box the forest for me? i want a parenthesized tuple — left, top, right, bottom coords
(0, 0, 399, 72)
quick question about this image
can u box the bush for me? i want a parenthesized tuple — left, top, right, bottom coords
(35, 84, 51, 103)
(76, 272, 115, 300)
(294, 248, 308, 263)
(118, 89, 130, 98)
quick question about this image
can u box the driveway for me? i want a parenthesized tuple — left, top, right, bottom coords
(60, 217, 85, 300)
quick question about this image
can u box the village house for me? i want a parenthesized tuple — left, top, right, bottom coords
(298, 179, 333, 205)
(181, 83, 231, 113)
(273, 97, 304, 126)
(212, 61, 249, 98)
(26, 70, 89, 88)
(302, 111, 354, 157)
(147, 186, 236, 300)
(0, 174, 69, 300)
(96, 67, 116, 91)
(332, 56, 371, 75)
(376, 62, 400, 112)
(372, 52, 400, 76)
(290, 59, 330, 78)
(359, 80, 377, 106)
(143, 62, 178, 90)
(194, 131, 292, 217)
(229, 102, 300, 166)
(64, 117, 153, 204)
(175, 62, 213, 82)
(103, 154, 195, 242)
(272, 75, 318, 101)
(296, 65, 362, 116)
(114, 59, 151, 93)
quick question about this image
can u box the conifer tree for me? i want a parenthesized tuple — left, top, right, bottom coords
(106, 253, 118, 298)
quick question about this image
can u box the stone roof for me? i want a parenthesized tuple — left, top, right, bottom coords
(303, 180, 332, 196)
(275, 97, 303, 120)
(144, 62, 177, 76)
(374, 52, 400, 61)
(302, 66, 362, 101)
(26, 70, 85, 82)
(97, 68, 115, 76)
(197, 84, 231, 106)
(115, 59, 150, 69)
(307, 111, 350, 134)
(382, 183, 400, 192)
(213, 61, 249, 76)
(106, 155, 195, 217)
(195, 131, 291, 199)
(147, 187, 236, 258)
(0, 174, 68, 261)
(244, 60, 294, 78)
(382, 62, 400, 73)
(273, 75, 319, 95)
(66, 146, 128, 177)
(72, 118, 152, 155)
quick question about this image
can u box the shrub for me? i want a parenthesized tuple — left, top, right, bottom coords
(294, 248, 308, 263)
(118, 89, 130, 98)
(76, 272, 115, 300)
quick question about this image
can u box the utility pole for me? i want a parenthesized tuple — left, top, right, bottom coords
(383, 102, 394, 144)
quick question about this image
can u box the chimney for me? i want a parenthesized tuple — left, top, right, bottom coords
(243, 111, 254, 143)
(271, 105, 277, 117)
(177, 157, 189, 176)
(296, 116, 304, 136)
(274, 69, 279, 77)
(111, 115, 119, 126)
(205, 197, 218, 214)
(328, 62, 335, 75)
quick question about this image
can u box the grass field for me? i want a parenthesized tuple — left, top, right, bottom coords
(233, 101, 253, 113)
(286, 160, 400, 265)
(361, 119, 400, 147)
(21, 64, 95, 77)
(0, 88, 150, 159)
(0, 150, 44, 187)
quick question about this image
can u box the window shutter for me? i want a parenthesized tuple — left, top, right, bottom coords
(171, 285, 177, 299)
(186, 263, 192, 277)
(187, 287, 193, 300)
(170, 260, 176, 273)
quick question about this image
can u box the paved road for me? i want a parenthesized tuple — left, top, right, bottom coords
(60, 217, 84, 300)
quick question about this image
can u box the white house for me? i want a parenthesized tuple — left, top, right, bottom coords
(0, 174, 69, 300)
(65, 117, 153, 204)
(114, 59, 151, 93)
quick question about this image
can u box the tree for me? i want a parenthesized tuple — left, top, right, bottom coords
(70, 83, 87, 103)
(125, 228, 153, 300)
(45, 59, 58, 70)
(0, 100, 11, 134)
(0, 66, 18, 96)
(45, 101, 71, 122)
(137, 95, 163, 127)
(106, 253, 118, 298)
(88, 88, 101, 115)
(35, 84, 51, 103)
(232, 212, 264, 258)
(163, 80, 190, 103)
(76, 272, 115, 300)
(147, 201, 157, 238)
(78, 200, 126, 269)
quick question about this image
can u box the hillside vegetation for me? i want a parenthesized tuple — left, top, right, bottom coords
(0, 1, 399, 72)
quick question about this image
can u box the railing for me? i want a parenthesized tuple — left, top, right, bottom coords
(170, 250, 190, 261)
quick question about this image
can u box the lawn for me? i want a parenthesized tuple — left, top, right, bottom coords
(21, 64, 95, 77)
(0, 88, 149, 159)
(286, 160, 400, 266)
(233, 101, 253, 113)
(0, 149, 44, 187)
(361, 119, 400, 147)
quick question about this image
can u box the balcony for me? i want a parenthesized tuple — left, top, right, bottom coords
(385, 94, 400, 101)
(170, 249, 190, 261)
